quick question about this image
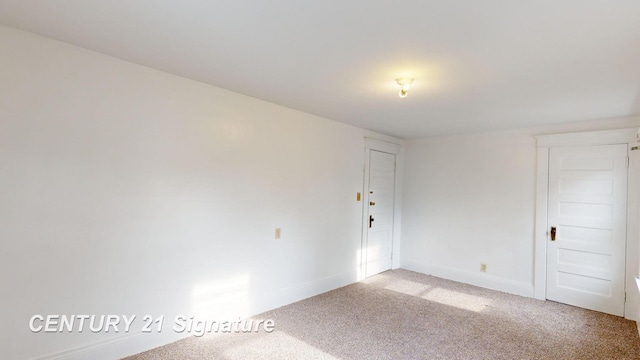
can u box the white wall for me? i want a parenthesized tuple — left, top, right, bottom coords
(401, 130, 538, 295)
(401, 117, 640, 298)
(0, 26, 400, 360)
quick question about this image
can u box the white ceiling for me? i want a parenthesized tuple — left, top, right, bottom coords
(1, 1, 639, 139)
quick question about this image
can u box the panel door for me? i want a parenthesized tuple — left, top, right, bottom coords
(365, 150, 396, 277)
(546, 144, 627, 316)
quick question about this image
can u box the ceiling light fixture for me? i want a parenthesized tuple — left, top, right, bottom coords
(396, 78, 414, 98)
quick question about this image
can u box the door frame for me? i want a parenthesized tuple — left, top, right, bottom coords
(360, 138, 402, 280)
(534, 128, 639, 319)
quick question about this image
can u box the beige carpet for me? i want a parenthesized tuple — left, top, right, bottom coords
(125, 269, 640, 359)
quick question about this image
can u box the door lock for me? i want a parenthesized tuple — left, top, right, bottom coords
(550, 226, 557, 241)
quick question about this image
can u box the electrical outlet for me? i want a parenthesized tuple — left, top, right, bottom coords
(275, 228, 281, 239)
(480, 263, 487, 272)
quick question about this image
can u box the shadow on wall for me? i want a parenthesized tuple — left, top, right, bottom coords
(632, 90, 640, 115)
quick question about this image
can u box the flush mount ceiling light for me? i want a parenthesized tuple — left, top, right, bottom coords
(396, 78, 414, 98)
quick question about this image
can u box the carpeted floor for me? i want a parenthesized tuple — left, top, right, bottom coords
(125, 269, 640, 359)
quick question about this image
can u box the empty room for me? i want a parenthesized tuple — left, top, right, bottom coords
(2, 1, 640, 359)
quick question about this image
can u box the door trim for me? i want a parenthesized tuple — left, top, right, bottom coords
(534, 128, 639, 318)
(360, 138, 402, 280)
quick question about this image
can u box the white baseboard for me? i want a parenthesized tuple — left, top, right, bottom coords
(401, 259, 534, 298)
(30, 271, 357, 360)
(32, 331, 187, 360)
(249, 271, 357, 316)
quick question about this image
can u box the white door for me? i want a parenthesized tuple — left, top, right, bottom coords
(546, 144, 627, 316)
(364, 150, 396, 277)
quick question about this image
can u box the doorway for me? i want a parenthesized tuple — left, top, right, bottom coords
(534, 128, 638, 318)
(361, 139, 400, 279)
(546, 144, 627, 316)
